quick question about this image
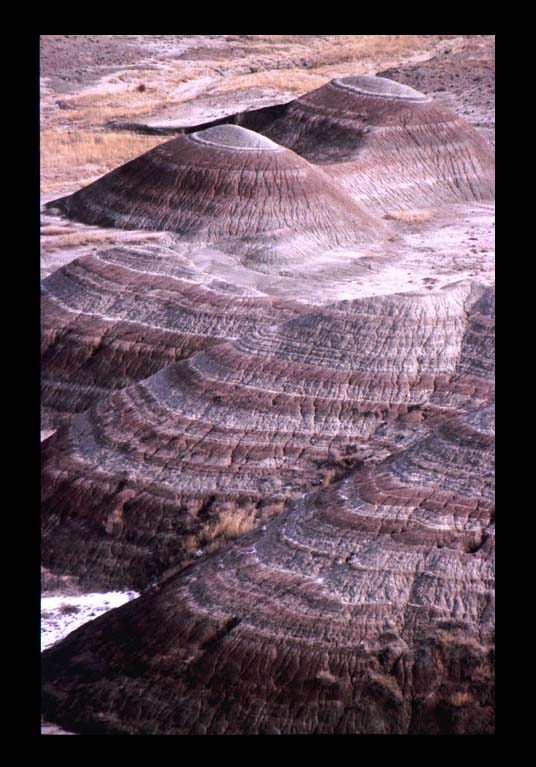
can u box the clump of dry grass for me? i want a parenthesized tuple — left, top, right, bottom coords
(448, 691, 472, 706)
(213, 69, 328, 97)
(207, 506, 258, 541)
(181, 505, 259, 563)
(40, 228, 166, 257)
(384, 209, 434, 224)
(40, 226, 74, 236)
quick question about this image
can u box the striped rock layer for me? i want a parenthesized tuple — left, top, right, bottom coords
(40, 78, 494, 430)
(46, 124, 384, 258)
(41, 281, 494, 592)
(176, 76, 495, 212)
(41, 246, 308, 428)
(40, 123, 391, 430)
(41, 395, 494, 735)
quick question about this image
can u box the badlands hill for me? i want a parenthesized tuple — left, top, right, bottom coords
(42, 281, 494, 591)
(41, 122, 390, 429)
(41, 244, 307, 428)
(41, 80, 494, 429)
(41, 43, 495, 736)
(46, 124, 382, 249)
(42, 394, 494, 734)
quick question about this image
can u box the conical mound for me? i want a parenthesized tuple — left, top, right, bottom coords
(46, 124, 383, 249)
(329, 75, 430, 101)
(244, 75, 495, 210)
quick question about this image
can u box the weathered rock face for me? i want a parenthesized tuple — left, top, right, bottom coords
(40, 78, 495, 431)
(41, 281, 494, 592)
(46, 124, 383, 254)
(247, 76, 495, 211)
(41, 245, 308, 428)
(40, 196, 496, 430)
(41, 63, 495, 735)
(40, 120, 393, 430)
(41, 393, 494, 735)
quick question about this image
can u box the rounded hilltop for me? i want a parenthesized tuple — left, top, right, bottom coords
(45, 124, 384, 249)
(189, 124, 281, 151)
(41, 390, 495, 734)
(331, 75, 430, 101)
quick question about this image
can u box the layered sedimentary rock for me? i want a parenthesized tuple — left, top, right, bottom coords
(41, 80, 495, 429)
(41, 196, 495, 430)
(41, 57, 495, 735)
(42, 281, 494, 592)
(262, 76, 495, 211)
(116, 75, 495, 212)
(42, 122, 395, 428)
(41, 395, 494, 734)
(41, 245, 307, 427)
(46, 124, 383, 256)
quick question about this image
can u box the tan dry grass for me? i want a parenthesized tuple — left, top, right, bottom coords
(40, 229, 165, 257)
(41, 130, 167, 194)
(40, 226, 75, 236)
(384, 210, 434, 224)
(181, 506, 259, 562)
(449, 691, 472, 706)
(212, 69, 329, 97)
(304, 35, 425, 68)
(207, 507, 258, 541)
(213, 36, 436, 98)
(238, 34, 426, 59)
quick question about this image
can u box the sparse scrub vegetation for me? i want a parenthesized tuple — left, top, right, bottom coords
(448, 691, 472, 706)
(40, 227, 165, 258)
(181, 505, 259, 563)
(41, 130, 167, 194)
(213, 69, 328, 97)
(210, 506, 258, 540)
